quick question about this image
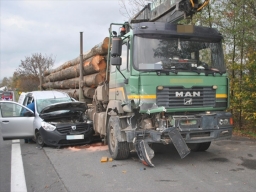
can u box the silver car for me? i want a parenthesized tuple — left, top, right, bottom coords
(0, 91, 94, 147)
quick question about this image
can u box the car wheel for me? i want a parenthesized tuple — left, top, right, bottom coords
(187, 142, 211, 152)
(36, 132, 45, 147)
(107, 116, 130, 160)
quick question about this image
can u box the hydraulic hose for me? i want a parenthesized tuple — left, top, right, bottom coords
(197, 0, 210, 11)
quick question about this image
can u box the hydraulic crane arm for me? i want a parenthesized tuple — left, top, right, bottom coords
(130, 0, 210, 24)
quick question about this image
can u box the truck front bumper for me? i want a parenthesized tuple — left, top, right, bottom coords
(125, 127, 232, 144)
(125, 111, 233, 144)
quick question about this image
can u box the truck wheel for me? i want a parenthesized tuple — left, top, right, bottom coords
(36, 132, 45, 147)
(187, 142, 211, 152)
(107, 116, 130, 160)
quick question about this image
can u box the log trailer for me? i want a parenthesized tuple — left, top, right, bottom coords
(87, 0, 233, 167)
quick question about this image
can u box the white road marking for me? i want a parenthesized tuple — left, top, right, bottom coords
(11, 140, 27, 192)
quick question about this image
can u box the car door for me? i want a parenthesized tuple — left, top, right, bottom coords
(0, 101, 34, 140)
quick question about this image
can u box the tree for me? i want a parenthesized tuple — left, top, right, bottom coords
(19, 75, 40, 92)
(204, 0, 256, 130)
(0, 77, 13, 89)
(11, 72, 40, 92)
(119, 0, 151, 19)
(17, 53, 55, 90)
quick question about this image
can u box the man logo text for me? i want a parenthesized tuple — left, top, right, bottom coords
(175, 91, 200, 97)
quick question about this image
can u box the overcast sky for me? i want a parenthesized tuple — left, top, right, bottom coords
(0, 0, 129, 80)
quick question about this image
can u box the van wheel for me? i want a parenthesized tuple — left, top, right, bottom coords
(187, 142, 211, 152)
(36, 132, 45, 147)
(107, 116, 130, 160)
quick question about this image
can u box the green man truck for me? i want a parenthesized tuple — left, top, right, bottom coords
(87, 0, 234, 167)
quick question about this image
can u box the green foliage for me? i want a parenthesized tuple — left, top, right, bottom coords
(189, 0, 256, 131)
(218, 0, 256, 130)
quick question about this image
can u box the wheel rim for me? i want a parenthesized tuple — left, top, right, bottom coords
(37, 134, 43, 145)
(109, 126, 116, 150)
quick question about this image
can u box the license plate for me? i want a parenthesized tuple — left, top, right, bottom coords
(66, 135, 84, 140)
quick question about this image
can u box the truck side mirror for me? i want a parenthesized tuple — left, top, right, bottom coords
(111, 57, 122, 66)
(111, 37, 122, 66)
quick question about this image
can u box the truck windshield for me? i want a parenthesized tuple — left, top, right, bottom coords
(133, 35, 226, 73)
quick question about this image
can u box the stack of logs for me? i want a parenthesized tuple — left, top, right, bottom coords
(42, 37, 109, 102)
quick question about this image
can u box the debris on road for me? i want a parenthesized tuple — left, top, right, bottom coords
(101, 157, 108, 162)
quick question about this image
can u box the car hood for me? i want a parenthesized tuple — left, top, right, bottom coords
(39, 101, 87, 120)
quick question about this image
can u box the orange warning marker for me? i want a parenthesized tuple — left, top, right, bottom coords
(101, 157, 108, 162)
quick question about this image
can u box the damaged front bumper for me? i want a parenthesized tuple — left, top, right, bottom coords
(134, 127, 190, 167)
(125, 111, 233, 143)
(124, 111, 233, 167)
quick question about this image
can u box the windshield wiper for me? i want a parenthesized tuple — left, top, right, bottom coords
(198, 63, 224, 76)
(155, 65, 204, 75)
(160, 60, 201, 75)
(203, 68, 223, 76)
(156, 69, 178, 75)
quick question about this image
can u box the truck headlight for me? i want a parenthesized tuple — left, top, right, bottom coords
(41, 122, 56, 131)
(219, 118, 230, 125)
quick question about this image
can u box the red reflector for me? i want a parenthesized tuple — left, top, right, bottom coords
(230, 118, 234, 125)
(142, 161, 148, 166)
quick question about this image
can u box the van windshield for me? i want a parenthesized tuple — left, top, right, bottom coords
(36, 97, 72, 113)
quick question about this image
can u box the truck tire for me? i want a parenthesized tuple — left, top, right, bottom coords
(187, 142, 211, 152)
(107, 116, 130, 160)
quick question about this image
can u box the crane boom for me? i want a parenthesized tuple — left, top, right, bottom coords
(130, 0, 209, 24)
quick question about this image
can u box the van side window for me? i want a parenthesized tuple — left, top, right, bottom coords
(0, 103, 30, 117)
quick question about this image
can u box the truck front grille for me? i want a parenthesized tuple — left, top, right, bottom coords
(156, 86, 216, 108)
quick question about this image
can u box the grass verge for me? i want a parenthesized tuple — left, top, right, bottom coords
(233, 129, 256, 139)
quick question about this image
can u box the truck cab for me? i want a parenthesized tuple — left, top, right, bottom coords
(93, 21, 233, 166)
(88, 0, 234, 167)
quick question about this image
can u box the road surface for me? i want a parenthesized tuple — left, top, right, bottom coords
(1, 133, 256, 192)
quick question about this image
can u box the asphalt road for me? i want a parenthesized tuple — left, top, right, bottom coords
(0, 137, 11, 191)
(1, 134, 256, 192)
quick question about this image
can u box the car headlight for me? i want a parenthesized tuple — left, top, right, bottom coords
(41, 122, 56, 131)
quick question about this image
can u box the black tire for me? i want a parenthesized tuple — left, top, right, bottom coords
(107, 116, 130, 160)
(187, 142, 211, 152)
(36, 132, 45, 147)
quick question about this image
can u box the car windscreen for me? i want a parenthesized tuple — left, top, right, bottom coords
(36, 97, 72, 113)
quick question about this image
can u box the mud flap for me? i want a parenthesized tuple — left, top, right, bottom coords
(164, 127, 190, 159)
(135, 140, 155, 167)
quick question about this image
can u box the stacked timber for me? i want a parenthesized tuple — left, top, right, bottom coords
(42, 37, 109, 102)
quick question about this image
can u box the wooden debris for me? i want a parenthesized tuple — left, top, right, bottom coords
(101, 157, 108, 162)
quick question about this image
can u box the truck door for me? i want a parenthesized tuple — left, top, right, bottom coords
(114, 40, 131, 101)
(0, 101, 34, 140)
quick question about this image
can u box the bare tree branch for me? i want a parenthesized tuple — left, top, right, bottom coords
(17, 53, 55, 90)
(119, 0, 152, 19)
